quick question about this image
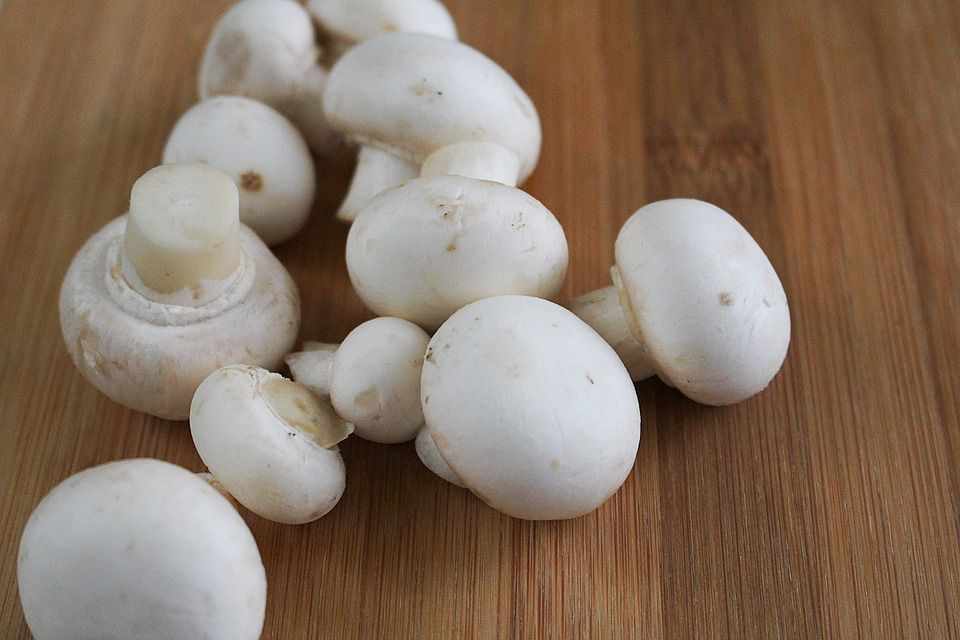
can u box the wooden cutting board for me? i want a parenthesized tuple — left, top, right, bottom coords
(1, 1, 958, 637)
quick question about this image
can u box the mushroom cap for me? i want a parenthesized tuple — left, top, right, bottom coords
(191, 366, 349, 524)
(17, 459, 266, 640)
(347, 176, 567, 329)
(614, 199, 791, 405)
(199, 0, 317, 105)
(59, 217, 300, 420)
(415, 428, 464, 487)
(329, 317, 429, 443)
(323, 33, 541, 182)
(420, 296, 641, 520)
(307, 0, 457, 44)
(163, 96, 316, 246)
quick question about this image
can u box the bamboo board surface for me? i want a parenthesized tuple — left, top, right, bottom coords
(1, 1, 959, 637)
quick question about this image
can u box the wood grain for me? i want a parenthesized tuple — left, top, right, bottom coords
(1, 1, 958, 637)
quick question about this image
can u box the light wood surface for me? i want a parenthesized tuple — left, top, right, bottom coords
(2, 1, 959, 638)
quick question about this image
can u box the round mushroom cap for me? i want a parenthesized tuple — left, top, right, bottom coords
(421, 296, 641, 520)
(59, 217, 300, 420)
(163, 96, 316, 246)
(199, 0, 317, 105)
(323, 33, 541, 182)
(329, 317, 430, 443)
(347, 176, 568, 329)
(614, 199, 791, 405)
(308, 0, 457, 44)
(191, 366, 350, 524)
(17, 459, 266, 640)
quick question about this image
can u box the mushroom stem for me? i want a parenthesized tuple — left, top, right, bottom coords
(284, 342, 339, 396)
(337, 145, 418, 222)
(569, 284, 656, 381)
(121, 164, 243, 307)
(420, 142, 521, 186)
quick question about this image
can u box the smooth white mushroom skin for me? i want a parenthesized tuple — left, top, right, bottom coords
(568, 285, 656, 381)
(573, 199, 791, 406)
(285, 318, 430, 444)
(307, 0, 457, 50)
(60, 165, 300, 420)
(420, 141, 521, 186)
(198, 0, 339, 153)
(415, 428, 464, 487)
(191, 366, 350, 524)
(163, 96, 316, 246)
(421, 296, 641, 520)
(335, 146, 418, 223)
(17, 459, 266, 640)
(347, 175, 568, 329)
(324, 32, 541, 216)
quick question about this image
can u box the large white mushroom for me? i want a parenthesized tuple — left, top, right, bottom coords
(285, 317, 430, 444)
(323, 32, 542, 221)
(17, 459, 266, 639)
(59, 164, 300, 419)
(419, 295, 641, 520)
(346, 175, 567, 329)
(191, 365, 351, 524)
(570, 198, 791, 406)
(163, 96, 316, 246)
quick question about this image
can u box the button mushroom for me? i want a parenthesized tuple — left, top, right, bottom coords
(285, 317, 430, 444)
(346, 175, 568, 329)
(415, 427, 464, 487)
(163, 96, 316, 246)
(420, 295, 641, 520)
(323, 32, 541, 221)
(570, 198, 791, 406)
(17, 459, 266, 639)
(59, 164, 300, 419)
(190, 365, 351, 524)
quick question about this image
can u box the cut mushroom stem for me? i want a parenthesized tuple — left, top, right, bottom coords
(420, 141, 521, 186)
(569, 282, 656, 381)
(121, 164, 243, 307)
(336, 145, 418, 222)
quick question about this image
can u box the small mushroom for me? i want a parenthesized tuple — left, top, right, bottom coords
(346, 175, 568, 329)
(190, 365, 351, 524)
(323, 33, 541, 221)
(17, 459, 266, 639)
(570, 198, 791, 405)
(307, 0, 457, 60)
(163, 96, 316, 246)
(285, 317, 430, 444)
(415, 427, 464, 487)
(59, 164, 300, 419)
(420, 295, 641, 520)
(198, 0, 336, 152)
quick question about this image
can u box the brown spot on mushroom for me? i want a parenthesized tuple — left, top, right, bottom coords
(446, 242, 457, 252)
(586, 374, 595, 384)
(213, 31, 251, 92)
(353, 387, 380, 416)
(191, 283, 203, 301)
(431, 431, 449, 451)
(240, 171, 263, 192)
(719, 292, 735, 306)
(381, 21, 397, 31)
(424, 395, 430, 405)
(762, 297, 772, 308)
(424, 347, 435, 364)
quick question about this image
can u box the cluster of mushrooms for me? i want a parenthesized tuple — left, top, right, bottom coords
(17, 1, 791, 638)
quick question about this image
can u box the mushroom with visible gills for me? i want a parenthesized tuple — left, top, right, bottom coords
(323, 32, 541, 221)
(59, 163, 300, 419)
(163, 96, 316, 246)
(420, 295, 641, 520)
(285, 317, 430, 444)
(570, 198, 791, 406)
(190, 365, 351, 524)
(346, 175, 568, 329)
(17, 459, 266, 640)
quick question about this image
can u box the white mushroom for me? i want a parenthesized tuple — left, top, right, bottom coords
(323, 33, 541, 221)
(346, 175, 567, 329)
(163, 96, 316, 246)
(190, 365, 351, 524)
(414, 427, 464, 487)
(570, 198, 791, 406)
(285, 317, 430, 444)
(307, 0, 457, 59)
(17, 459, 266, 639)
(420, 295, 641, 520)
(198, 0, 336, 153)
(59, 164, 300, 419)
